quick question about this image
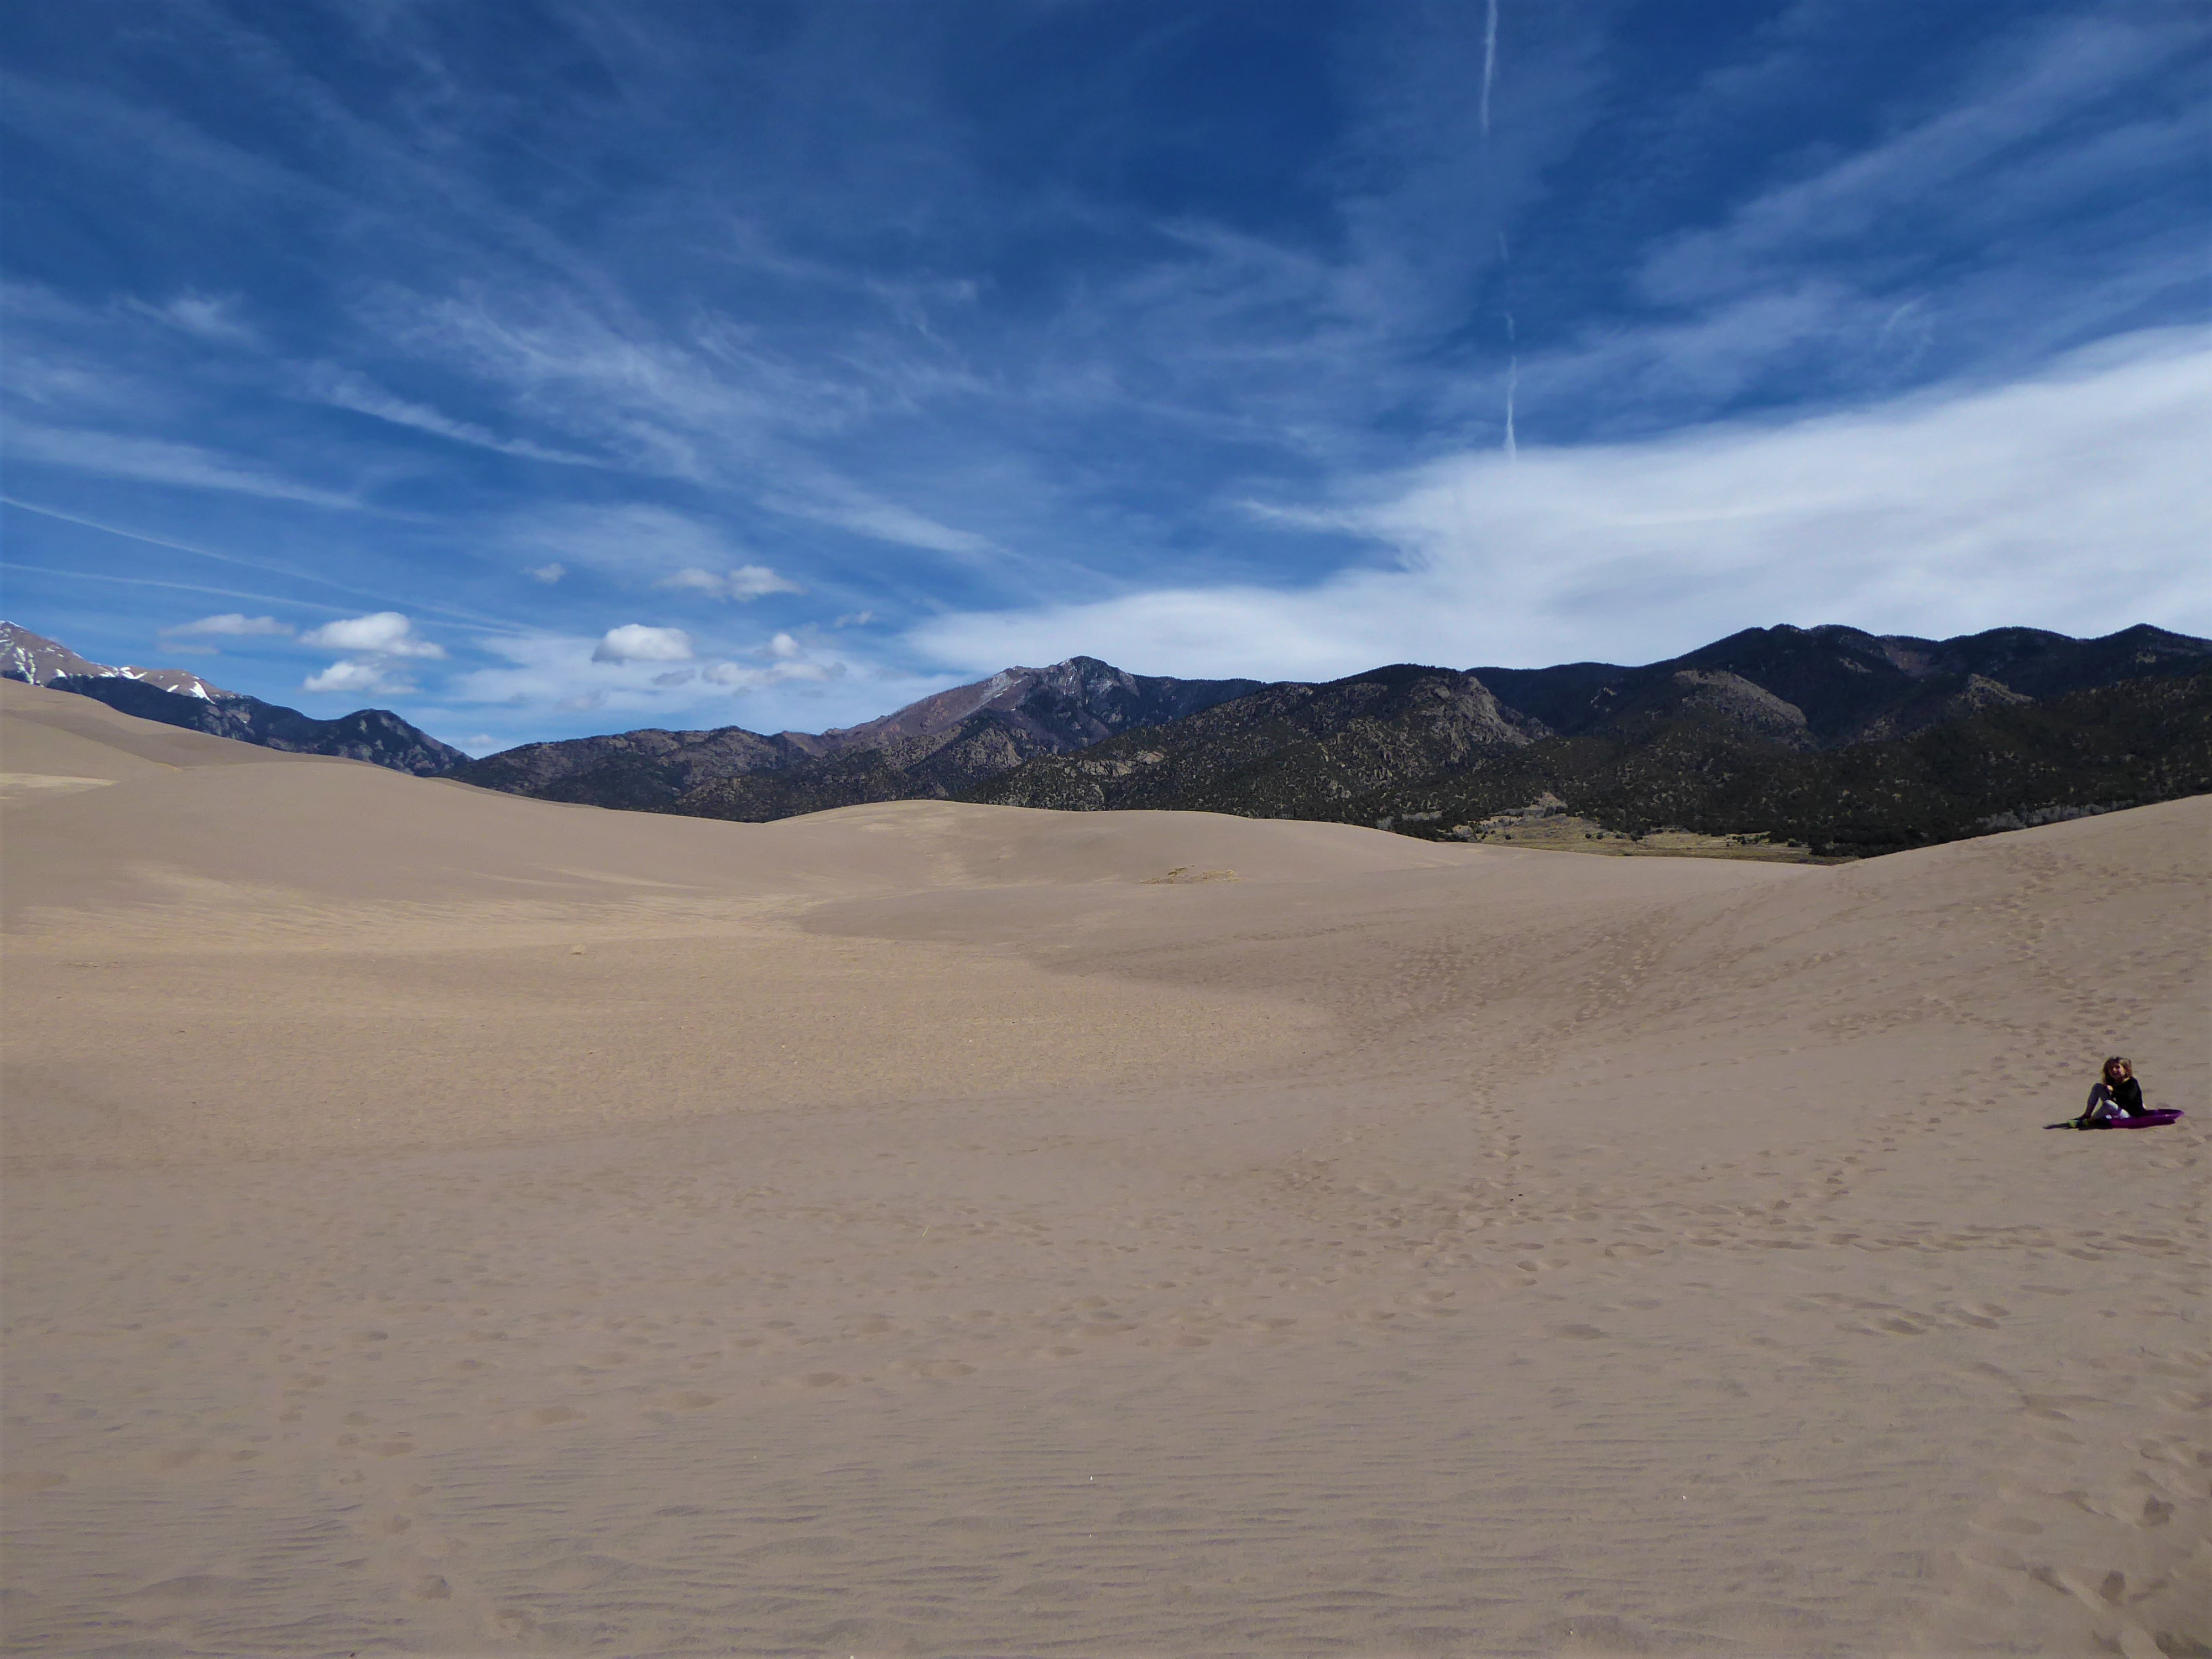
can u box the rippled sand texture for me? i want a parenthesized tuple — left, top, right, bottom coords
(3, 677, 2205, 1657)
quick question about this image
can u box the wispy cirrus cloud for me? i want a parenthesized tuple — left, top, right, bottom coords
(366, 290, 810, 482)
(770, 494, 1000, 560)
(129, 292, 258, 345)
(161, 612, 293, 638)
(306, 368, 606, 467)
(657, 565, 802, 601)
(372, 288, 1009, 559)
(1638, 11, 2201, 311)
(6, 425, 360, 509)
(2, 0, 2201, 753)
(912, 328, 2212, 679)
(507, 504, 776, 586)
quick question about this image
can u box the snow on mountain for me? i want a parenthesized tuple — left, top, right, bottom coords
(0, 622, 235, 701)
(1, 620, 462, 775)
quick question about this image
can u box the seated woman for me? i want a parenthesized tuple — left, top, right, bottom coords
(2080, 1056, 2144, 1125)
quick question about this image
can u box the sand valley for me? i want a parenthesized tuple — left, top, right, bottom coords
(2, 677, 2204, 1656)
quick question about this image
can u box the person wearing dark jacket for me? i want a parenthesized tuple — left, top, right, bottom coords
(2080, 1056, 2144, 1125)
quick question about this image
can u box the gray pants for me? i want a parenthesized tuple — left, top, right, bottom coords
(2084, 1083, 2132, 1122)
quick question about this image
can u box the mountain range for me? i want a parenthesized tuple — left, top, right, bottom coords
(447, 658, 1263, 815)
(0, 623, 465, 776)
(8, 618, 2207, 857)
(971, 625, 2211, 855)
(3, 622, 234, 702)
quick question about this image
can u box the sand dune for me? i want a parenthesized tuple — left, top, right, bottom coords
(2, 676, 2204, 1656)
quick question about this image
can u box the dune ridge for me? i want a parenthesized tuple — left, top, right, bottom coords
(2, 677, 2204, 1656)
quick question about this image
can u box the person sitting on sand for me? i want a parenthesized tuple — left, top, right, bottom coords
(2080, 1056, 2144, 1125)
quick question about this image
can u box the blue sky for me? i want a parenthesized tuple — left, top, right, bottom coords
(3, 0, 2205, 752)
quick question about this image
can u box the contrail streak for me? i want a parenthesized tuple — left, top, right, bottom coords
(1481, 0, 1499, 137)
(1501, 263, 1519, 460)
(0, 560, 346, 613)
(1504, 357, 1519, 460)
(0, 494, 505, 627)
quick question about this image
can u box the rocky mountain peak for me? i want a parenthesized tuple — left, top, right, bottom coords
(1, 620, 235, 701)
(3, 621, 460, 775)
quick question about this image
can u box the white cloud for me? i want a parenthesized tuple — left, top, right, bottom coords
(299, 611, 442, 696)
(658, 564, 802, 601)
(161, 612, 293, 638)
(443, 627, 891, 740)
(908, 328, 2212, 679)
(527, 562, 566, 583)
(303, 658, 416, 696)
(301, 612, 445, 658)
(766, 631, 802, 659)
(701, 658, 839, 689)
(592, 623, 694, 664)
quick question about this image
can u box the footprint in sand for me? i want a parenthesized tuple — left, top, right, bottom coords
(1943, 1301, 2008, 1328)
(769, 1371, 849, 1389)
(127, 1574, 246, 1601)
(889, 1358, 975, 1379)
(2019, 1393, 2099, 1422)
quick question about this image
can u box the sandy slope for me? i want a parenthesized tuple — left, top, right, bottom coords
(2, 677, 2204, 1657)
